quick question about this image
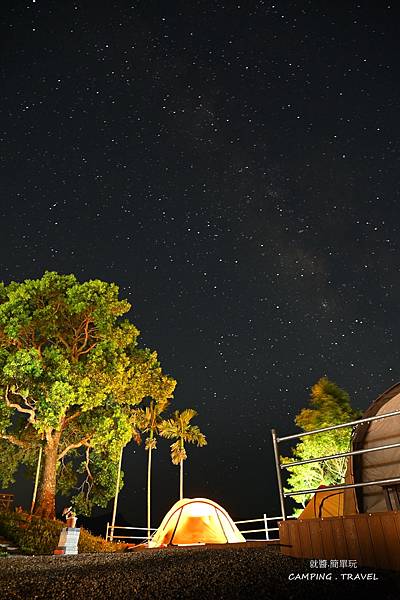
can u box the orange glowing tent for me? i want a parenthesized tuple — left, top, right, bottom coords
(148, 498, 246, 547)
(297, 485, 344, 519)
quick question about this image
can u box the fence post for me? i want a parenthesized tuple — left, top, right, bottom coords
(110, 446, 124, 542)
(106, 522, 109, 542)
(30, 445, 43, 514)
(263, 513, 269, 540)
(271, 428, 286, 520)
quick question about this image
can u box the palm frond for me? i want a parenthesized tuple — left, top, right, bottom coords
(179, 408, 198, 423)
(158, 419, 177, 439)
(183, 425, 207, 446)
(170, 440, 187, 465)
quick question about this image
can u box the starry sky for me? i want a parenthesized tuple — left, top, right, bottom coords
(1, 1, 400, 530)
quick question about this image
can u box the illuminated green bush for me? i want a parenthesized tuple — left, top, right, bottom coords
(0, 510, 126, 555)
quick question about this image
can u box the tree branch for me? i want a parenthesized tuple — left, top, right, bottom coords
(76, 318, 92, 352)
(34, 342, 44, 359)
(11, 389, 36, 410)
(81, 446, 94, 499)
(57, 437, 91, 461)
(62, 410, 82, 427)
(72, 314, 99, 357)
(0, 434, 32, 449)
(58, 335, 71, 351)
(77, 343, 97, 356)
(5, 386, 36, 424)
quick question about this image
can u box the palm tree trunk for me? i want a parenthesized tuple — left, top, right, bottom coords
(180, 459, 183, 500)
(147, 447, 152, 543)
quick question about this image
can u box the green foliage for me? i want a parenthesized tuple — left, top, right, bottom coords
(159, 409, 207, 465)
(134, 397, 171, 451)
(0, 271, 176, 514)
(0, 441, 25, 487)
(56, 459, 79, 496)
(0, 438, 40, 488)
(72, 451, 125, 516)
(282, 377, 360, 509)
(0, 510, 125, 555)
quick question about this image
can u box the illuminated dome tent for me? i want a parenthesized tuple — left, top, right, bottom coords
(148, 498, 246, 547)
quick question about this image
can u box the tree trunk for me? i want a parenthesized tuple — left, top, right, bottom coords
(34, 432, 60, 519)
(180, 459, 183, 500)
(147, 447, 152, 544)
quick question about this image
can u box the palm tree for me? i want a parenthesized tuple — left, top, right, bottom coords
(159, 409, 207, 500)
(134, 398, 169, 542)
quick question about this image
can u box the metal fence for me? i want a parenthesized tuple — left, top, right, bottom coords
(106, 524, 156, 543)
(235, 514, 295, 541)
(106, 514, 293, 543)
(271, 408, 400, 520)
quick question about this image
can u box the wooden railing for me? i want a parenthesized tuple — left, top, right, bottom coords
(0, 493, 14, 511)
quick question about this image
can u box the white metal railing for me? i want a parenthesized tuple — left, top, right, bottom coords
(271, 407, 400, 519)
(235, 514, 295, 541)
(105, 523, 156, 542)
(106, 514, 295, 543)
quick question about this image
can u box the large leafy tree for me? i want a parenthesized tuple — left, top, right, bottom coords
(282, 377, 360, 512)
(159, 409, 207, 500)
(0, 272, 176, 519)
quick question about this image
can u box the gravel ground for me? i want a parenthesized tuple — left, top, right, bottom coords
(0, 545, 399, 600)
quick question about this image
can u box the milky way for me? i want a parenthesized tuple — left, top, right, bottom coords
(1, 2, 399, 526)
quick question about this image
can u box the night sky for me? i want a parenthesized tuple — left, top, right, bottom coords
(1, 2, 400, 530)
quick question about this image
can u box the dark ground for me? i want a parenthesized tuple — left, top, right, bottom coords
(0, 545, 399, 600)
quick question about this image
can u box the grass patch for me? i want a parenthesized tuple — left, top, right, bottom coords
(0, 510, 127, 555)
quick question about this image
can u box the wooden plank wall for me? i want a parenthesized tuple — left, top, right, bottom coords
(279, 511, 400, 570)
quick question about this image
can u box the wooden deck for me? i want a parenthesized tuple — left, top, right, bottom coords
(279, 511, 400, 570)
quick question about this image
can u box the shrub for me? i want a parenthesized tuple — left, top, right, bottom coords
(0, 510, 127, 555)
